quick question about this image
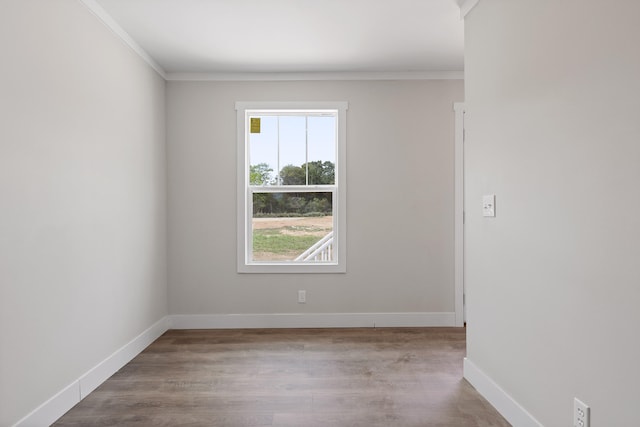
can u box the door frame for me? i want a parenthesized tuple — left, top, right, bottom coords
(454, 102, 465, 327)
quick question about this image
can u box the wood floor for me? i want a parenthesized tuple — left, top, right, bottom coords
(54, 328, 510, 426)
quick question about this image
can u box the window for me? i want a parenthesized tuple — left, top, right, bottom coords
(236, 102, 347, 273)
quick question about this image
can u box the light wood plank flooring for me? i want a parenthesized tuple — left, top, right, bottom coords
(54, 328, 510, 426)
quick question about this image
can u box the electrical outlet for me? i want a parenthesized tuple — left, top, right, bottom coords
(574, 398, 590, 427)
(298, 290, 306, 304)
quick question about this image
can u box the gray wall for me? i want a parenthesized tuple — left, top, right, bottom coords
(167, 80, 463, 316)
(0, 1, 168, 425)
(464, 1, 640, 425)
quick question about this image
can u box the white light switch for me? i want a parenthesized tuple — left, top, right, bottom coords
(483, 194, 495, 217)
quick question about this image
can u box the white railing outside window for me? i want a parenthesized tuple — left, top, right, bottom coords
(295, 232, 334, 262)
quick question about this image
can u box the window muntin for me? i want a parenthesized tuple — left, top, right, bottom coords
(236, 102, 347, 273)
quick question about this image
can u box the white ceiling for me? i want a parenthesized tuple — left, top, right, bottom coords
(91, 0, 464, 77)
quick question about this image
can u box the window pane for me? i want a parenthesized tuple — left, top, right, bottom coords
(278, 116, 306, 185)
(307, 116, 336, 185)
(248, 115, 277, 185)
(252, 192, 334, 262)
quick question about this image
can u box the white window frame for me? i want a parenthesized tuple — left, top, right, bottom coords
(236, 101, 348, 273)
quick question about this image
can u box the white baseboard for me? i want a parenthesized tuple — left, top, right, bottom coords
(13, 316, 170, 427)
(169, 312, 456, 329)
(78, 316, 170, 398)
(11, 381, 80, 427)
(463, 358, 544, 427)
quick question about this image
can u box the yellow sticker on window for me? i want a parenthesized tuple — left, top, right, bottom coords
(250, 117, 261, 133)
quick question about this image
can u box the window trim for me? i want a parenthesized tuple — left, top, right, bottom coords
(236, 101, 348, 273)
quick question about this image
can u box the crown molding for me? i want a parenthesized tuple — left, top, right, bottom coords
(78, 0, 167, 79)
(456, 0, 481, 18)
(166, 70, 464, 82)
